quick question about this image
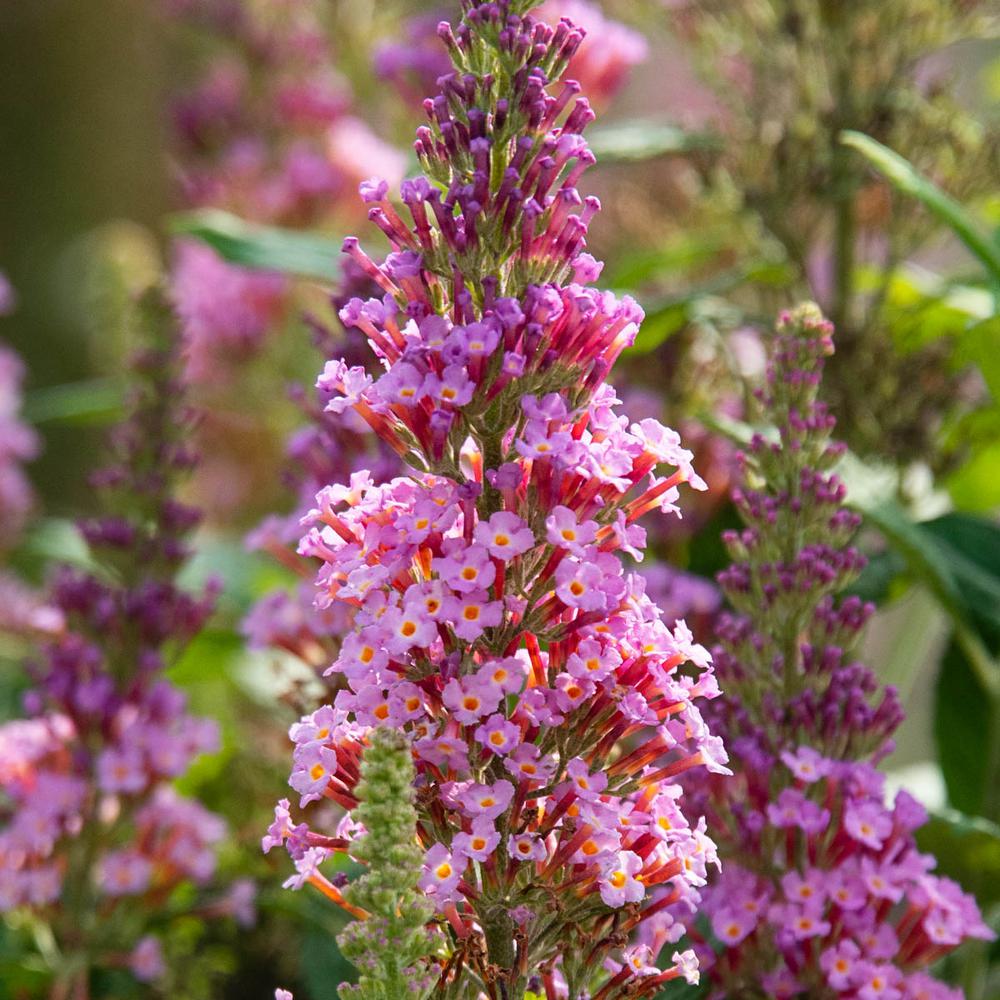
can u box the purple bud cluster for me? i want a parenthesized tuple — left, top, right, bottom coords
(0, 310, 238, 987)
(677, 305, 993, 999)
(360, 4, 603, 297)
(376, 0, 647, 111)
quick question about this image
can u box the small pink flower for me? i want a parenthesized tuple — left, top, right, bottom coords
(599, 851, 645, 907)
(545, 505, 598, 555)
(474, 511, 535, 559)
(507, 832, 547, 862)
(453, 819, 501, 862)
(474, 714, 521, 755)
(465, 780, 515, 820)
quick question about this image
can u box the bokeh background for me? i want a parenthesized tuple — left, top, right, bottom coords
(2, 1, 999, 997)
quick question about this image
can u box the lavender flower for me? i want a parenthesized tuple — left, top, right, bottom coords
(268, 4, 720, 997)
(0, 293, 238, 994)
(677, 304, 994, 999)
(0, 336, 39, 553)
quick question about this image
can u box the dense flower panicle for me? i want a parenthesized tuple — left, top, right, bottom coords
(680, 305, 993, 999)
(269, 4, 722, 998)
(0, 298, 240, 990)
(0, 338, 40, 552)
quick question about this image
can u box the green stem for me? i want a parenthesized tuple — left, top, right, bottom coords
(829, 35, 858, 340)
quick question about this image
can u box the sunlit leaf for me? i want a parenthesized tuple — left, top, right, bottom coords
(170, 209, 342, 281)
(948, 438, 1000, 512)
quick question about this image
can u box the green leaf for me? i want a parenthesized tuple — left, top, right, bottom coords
(22, 377, 123, 425)
(948, 438, 1000, 512)
(962, 316, 1000, 402)
(169, 209, 342, 281)
(627, 301, 689, 353)
(934, 641, 995, 815)
(587, 119, 718, 164)
(918, 513, 1000, 648)
(840, 131, 1000, 287)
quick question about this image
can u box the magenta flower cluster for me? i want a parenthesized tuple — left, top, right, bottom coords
(678, 306, 994, 1000)
(265, 3, 726, 995)
(0, 329, 235, 987)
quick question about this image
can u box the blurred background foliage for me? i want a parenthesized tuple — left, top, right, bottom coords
(1, 0, 1000, 996)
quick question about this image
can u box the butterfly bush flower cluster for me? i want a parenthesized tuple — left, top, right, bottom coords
(164, 0, 405, 381)
(0, 299, 241, 992)
(266, 3, 725, 997)
(679, 305, 994, 1000)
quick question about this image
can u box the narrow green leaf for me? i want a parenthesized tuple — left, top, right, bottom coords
(840, 131, 1000, 286)
(22, 377, 123, 425)
(169, 209, 342, 281)
(587, 119, 718, 163)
